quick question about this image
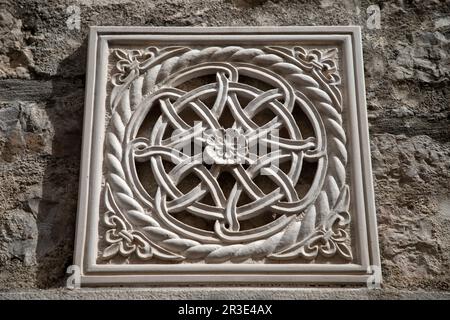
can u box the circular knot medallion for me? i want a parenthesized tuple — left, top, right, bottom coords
(125, 61, 326, 244)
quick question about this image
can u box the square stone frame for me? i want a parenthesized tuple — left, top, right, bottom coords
(74, 26, 381, 286)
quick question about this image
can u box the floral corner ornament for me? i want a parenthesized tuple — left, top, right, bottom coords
(294, 47, 341, 84)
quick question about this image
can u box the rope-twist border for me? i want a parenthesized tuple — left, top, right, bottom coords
(101, 46, 351, 263)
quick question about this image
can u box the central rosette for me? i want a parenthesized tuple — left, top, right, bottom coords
(203, 128, 248, 165)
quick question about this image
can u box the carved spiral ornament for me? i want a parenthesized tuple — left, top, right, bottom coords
(101, 46, 352, 263)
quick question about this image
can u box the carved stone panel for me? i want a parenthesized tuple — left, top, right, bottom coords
(74, 27, 381, 285)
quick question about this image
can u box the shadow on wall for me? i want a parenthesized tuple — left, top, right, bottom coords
(34, 40, 87, 288)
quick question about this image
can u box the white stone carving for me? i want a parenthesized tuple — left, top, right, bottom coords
(74, 27, 381, 285)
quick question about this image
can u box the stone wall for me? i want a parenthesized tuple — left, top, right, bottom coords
(0, 0, 449, 298)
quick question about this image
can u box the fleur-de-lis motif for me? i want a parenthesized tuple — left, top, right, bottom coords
(301, 226, 352, 261)
(101, 211, 153, 261)
(100, 187, 153, 261)
(294, 47, 341, 84)
(111, 47, 158, 86)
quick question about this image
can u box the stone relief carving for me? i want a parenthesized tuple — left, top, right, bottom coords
(101, 45, 351, 263)
(74, 27, 381, 285)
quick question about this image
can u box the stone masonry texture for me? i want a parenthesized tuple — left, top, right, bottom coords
(0, 0, 449, 299)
